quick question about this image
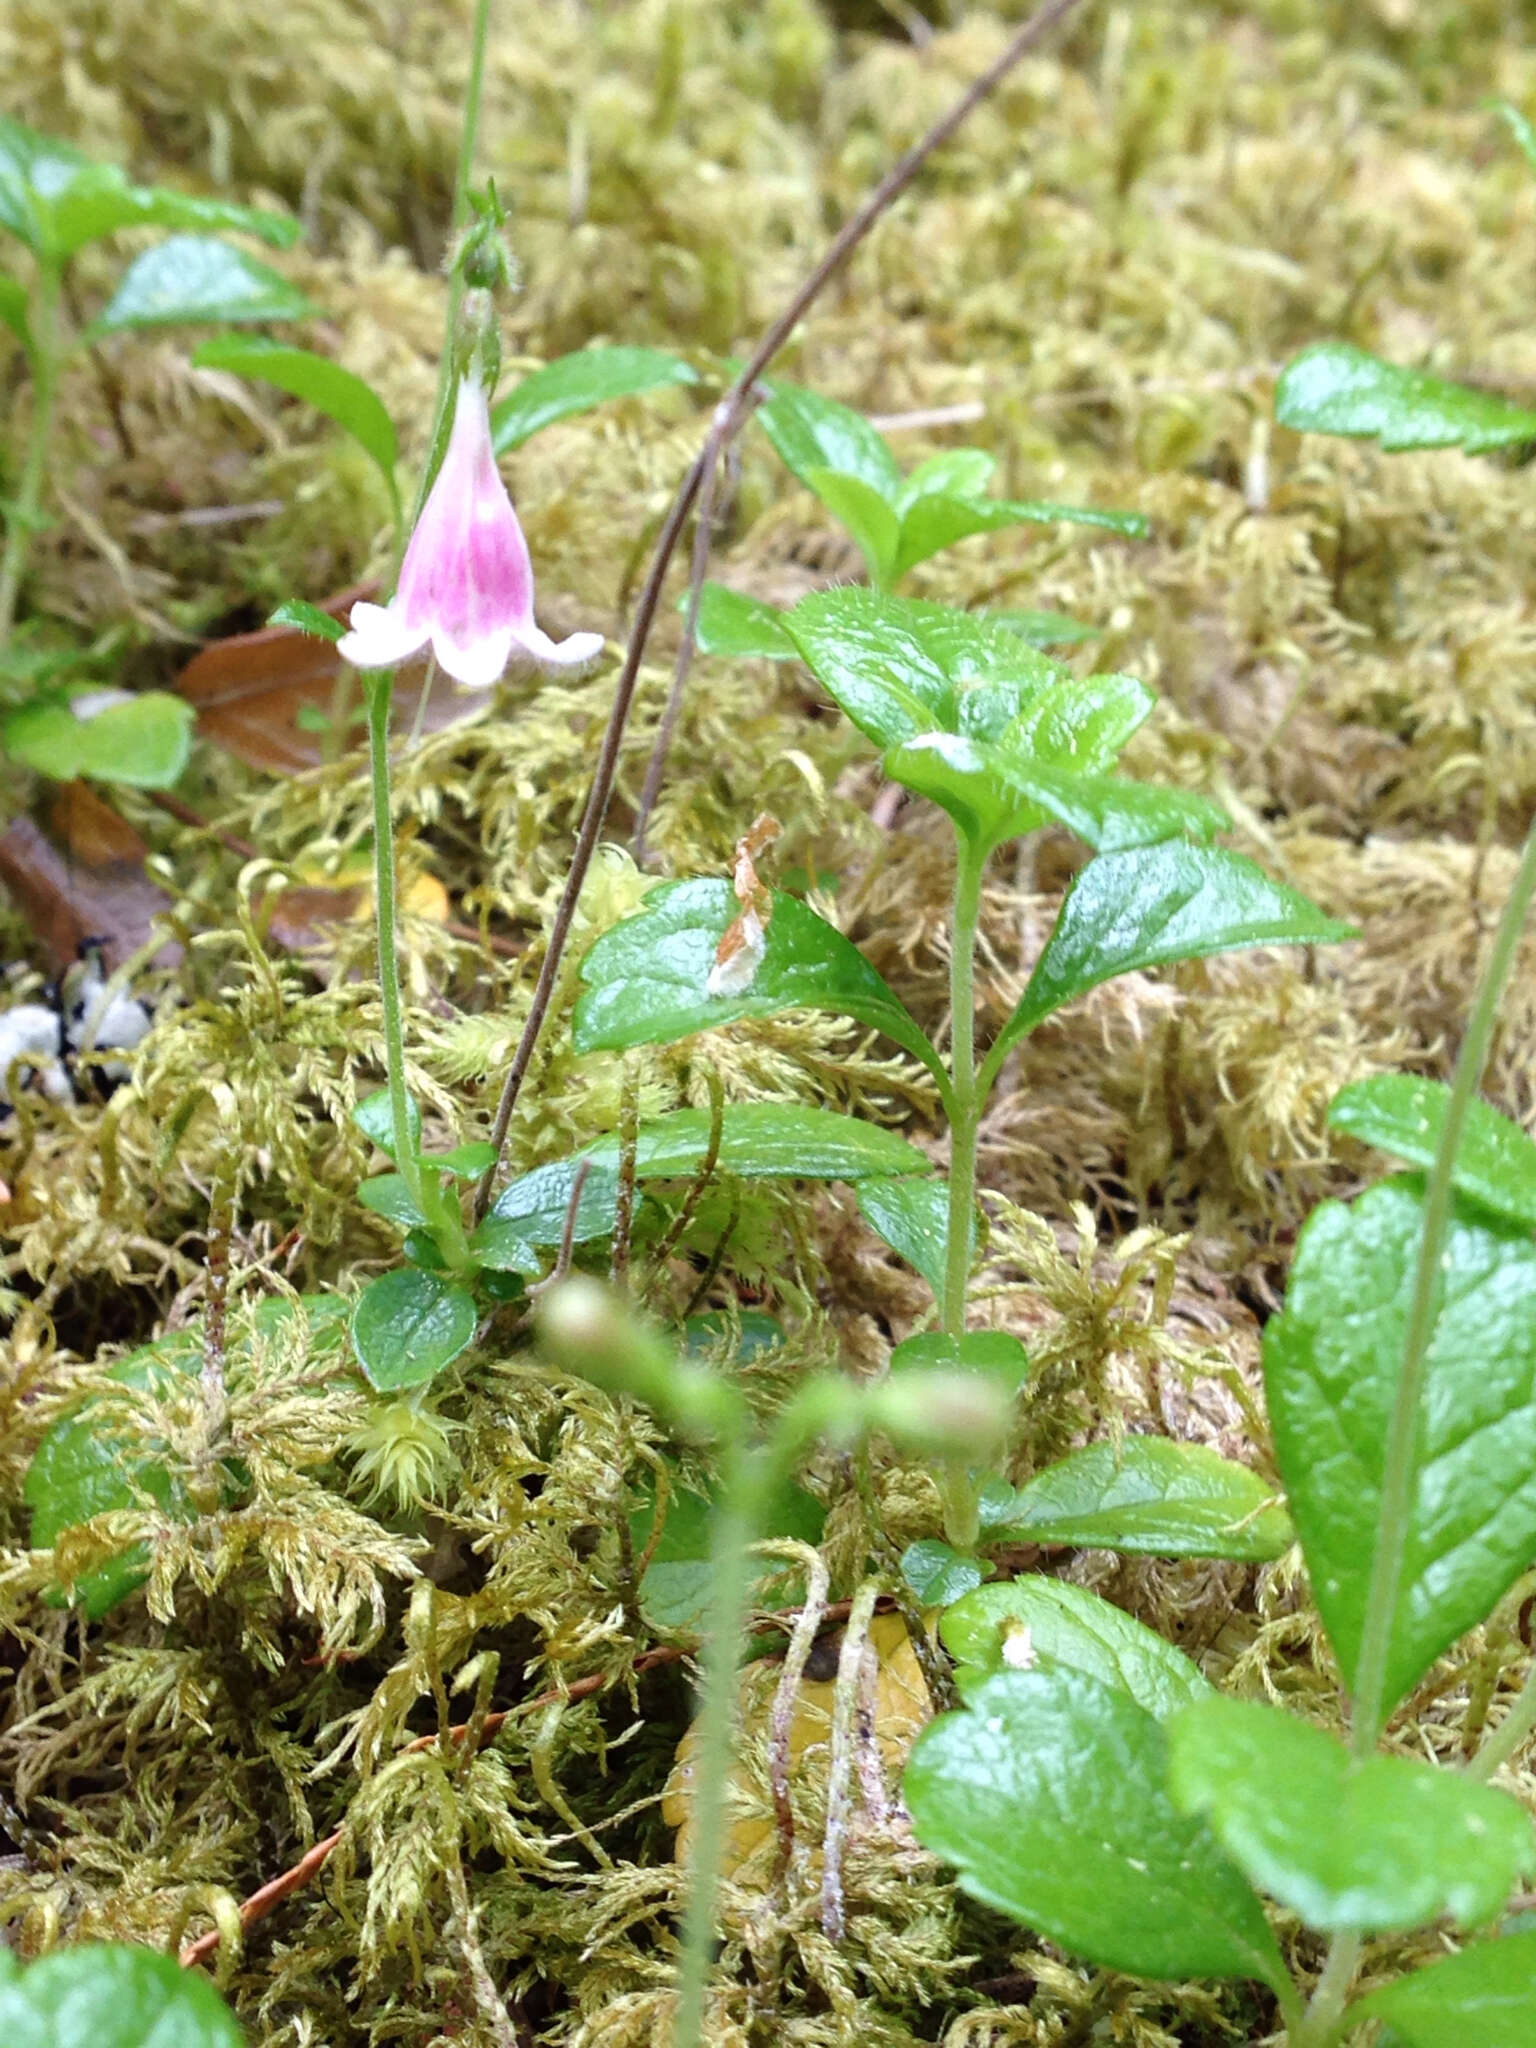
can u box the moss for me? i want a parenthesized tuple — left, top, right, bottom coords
(5, 0, 1536, 2041)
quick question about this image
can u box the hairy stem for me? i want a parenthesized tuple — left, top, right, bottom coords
(1349, 814, 1536, 1753)
(670, 1444, 771, 2048)
(365, 671, 426, 1214)
(1466, 1650, 1536, 1782)
(0, 260, 63, 648)
(943, 840, 985, 1338)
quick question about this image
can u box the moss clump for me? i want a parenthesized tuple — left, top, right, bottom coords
(5, 2, 1536, 2043)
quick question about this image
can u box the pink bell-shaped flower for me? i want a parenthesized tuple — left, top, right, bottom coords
(338, 378, 604, 688)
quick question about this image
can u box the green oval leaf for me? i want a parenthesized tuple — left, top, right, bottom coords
(981, 1437, 1292, 1560)
(856, 1174, 968, 1297)
(988, 607, 1096, 647)
(490, 345, 699, 454)
(1276, 341, 1536, 454)
(193, 337, 397, 484)
(890, 490, 1148, 584)
(354, 1087, 422, 1163)
(755, 379, 903, 497)
(802, 466, 901, 584)
(572, 877, 947, 1095)
(1264, 1176, 1536, 1734)
(992, 842, 1355, 1065)
(1349, 1930, 1536, 2047)
(1328, 1074, 1536, 1230)
(630, 1472, 824, 1637)
(484, 1103, 931, 1250)
(91, 235, 314, 334)
(693, 583, 796, 660)
(904, 1668, 1288, 1991)
(4, 689, 195, 788)
(0, 1942, 245, 2048)
(351, 1268, 477, 1392)
(1168, 1697, 1535, 1933)
(940, 1577, 1215, 1718)
(901, 1538, 986, 1608)
(267, 598, 347, 642)
(898, 449, 997, 503)
(784, 589, 1065, 751)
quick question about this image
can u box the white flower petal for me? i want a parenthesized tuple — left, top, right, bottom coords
(509, 625, 606, 671)
(432, 625, 515, 691)
(337, 602, 430, 672)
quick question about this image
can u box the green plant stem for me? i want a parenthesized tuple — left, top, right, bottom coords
(0, 260, 63, 648)
(364, 671, 426, 1216)
(943, 839, 986, 1339)
(670, 1442, 772, 2048)
(1466, 1651, 1536, 1782)
(410, 0, 495, 538)
(1291, 1932, 1361, 2048)
(1349, 813, 1536, 1755)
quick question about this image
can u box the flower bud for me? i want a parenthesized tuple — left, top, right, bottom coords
(867, 1368, 1012, 1464)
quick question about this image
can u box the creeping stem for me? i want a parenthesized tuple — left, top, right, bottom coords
(0, 259, 63, 648)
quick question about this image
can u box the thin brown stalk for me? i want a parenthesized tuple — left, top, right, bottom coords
(472, 0, 1088, 1218)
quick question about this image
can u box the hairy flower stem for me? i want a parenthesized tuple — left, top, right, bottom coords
(0, 261, 63, 648)
(410, 0, 496, 535)
(938, 838, 986, 1549)
(1295, 813, 1536, 2048)
(364, 671, 426, 1214)
(671, 1444, 772, 2048)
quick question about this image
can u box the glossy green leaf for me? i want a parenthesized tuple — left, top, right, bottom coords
(991, 843, 1354, 1069)
(354, 1087, 422, 1163)
(693, 582, 796, 660)
(1264, 1175, 1536, 1732)
(889, 491, 1148, 583)
(572, 877, 948, 1095)
(0, 272, 30, 354)
(484, 1103, 930, 1251)
(630, 1475, 824, 1636)
(1349, 1931, 1536, 2047)
(983, 1437, 1292, 1560)
(357, 1173, 427, 1230)
(885, 733, 1225, 857)
(1276, 341, 1536, 454)
(941, 1577, 1215, 1717)
(899, 449, 997, 503)
(856, 1174, 965, 1297)
(1001, 670, 1155, 770)
(755, 379, 902, 497)
(425, 1141, 498, 1179)
(803, 466, 901, 583)
(901, 1538, 986, 1607)
(1168, 1697, 1534, 1932)
(267, 598, 346, 642)
(193, 337, 397, 485)
(351, 1268, 477, 1392)
(1328, 1074, 1536, 1230)
(91, 235, 313, 334)
(785, 588, 1065, 751)
(0, 1941, 245, 2048)
(0, 114, 295, 260)
(490, 345, 699, 453)
(890, 1329, 1028, 1391)
(989, 607, 1096, 647)
(4, 689, 195, 788)
(904, 1668, 1288, 1990)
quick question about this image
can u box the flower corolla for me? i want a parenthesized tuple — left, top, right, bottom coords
(338, 378, 603, 688)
